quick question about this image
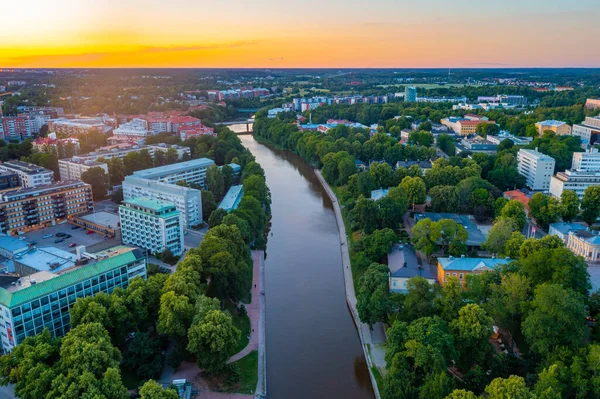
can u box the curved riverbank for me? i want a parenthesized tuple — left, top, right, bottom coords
(314, 170, 384, 399)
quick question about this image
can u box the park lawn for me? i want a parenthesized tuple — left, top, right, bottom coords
(371, 366, 384, 390)
(228, 351, 259, 394)
(226, 301, 251, 355)
(120, 365, 144, 390)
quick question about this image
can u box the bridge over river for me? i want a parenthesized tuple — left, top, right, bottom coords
(215, 120, 254, 134)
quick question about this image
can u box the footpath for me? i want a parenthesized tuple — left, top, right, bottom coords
(315, 170, 385, 399)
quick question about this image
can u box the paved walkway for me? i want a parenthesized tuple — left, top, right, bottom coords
(315, 170, 384, 399)
(163, 251, 266, 399)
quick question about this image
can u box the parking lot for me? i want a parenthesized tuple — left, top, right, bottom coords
(22, 222, 110, 253)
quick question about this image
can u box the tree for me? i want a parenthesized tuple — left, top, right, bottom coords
(534, 364, 564, 399)
(401, 176, 426, 209)
(208, 208, 228, 227)
(387, 186, 409, 216)
(522, 284, 587, 358)
(500, 200, 527, 232)
(206, 164, 225, 199)
(430, 219, 468, 256)
(81, 166, 108, 201)
(581, 186, 600, 226)
(420, 371, 455, 399)
(485, 376, 532, 399)
(187, 309, 240, 372)
(359, 228, 397, 262)
(450, 304, 494, 369)
(122, 332, 164, 380)
(437, 134, 456, 156)
(445, 390, 480, 399)
(139, 380, 179, 399)
(403, 277, 437, 322)
(412, 218, 437, 259)
(560, 189, 580, 223)
(429, 185, 459, 213)
(157, 291, 195, 339)
(438, 276, 463, 321)
(165, 148, 179, 164)
(503, 232, 525, 259)
(529, 193, 560, 229)
(376, 196, 404, 230)
(484, 217, 517, 255)
(357, 263, 390, 327)
(201, 190, 217, 221)
(351, 195, 379, 233)
(488, 273, 530, 340)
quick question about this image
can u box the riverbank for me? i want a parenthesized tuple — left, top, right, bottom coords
(314, 170, 385, 399)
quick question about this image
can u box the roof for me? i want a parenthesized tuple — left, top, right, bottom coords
(15, 246, 77, 274)
(415, 213, 486, 246)
(78, 211, 120, 228)
(1, 180, 90, 202)
(0, 160, 52, 175)
(438, 257, 510, 272)
(389, 244, 435, 279)
(459, 120, 495, 126)
(518, 148, 555, 161)
(132, 158, 214, 179)
(570, 230, 600, 245)
(218, 185, 244, 212)
(0, 248, 143, 308)
(550, 222, 586, 236)
(503, 190, 531, 212)
(536, 120, 568, 127)
(123, 197, 178, 216)
(0, 235, 29, 254)
(124, 176, 202, 197)
(371, 188, 389, 201)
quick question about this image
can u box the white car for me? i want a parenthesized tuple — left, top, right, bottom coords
(43, 234, 53, 239)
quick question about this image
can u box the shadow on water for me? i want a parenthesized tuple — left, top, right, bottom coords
(240, 135, 374, 399)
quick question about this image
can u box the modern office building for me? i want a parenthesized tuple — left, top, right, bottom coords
(404, 86, 417, 102)
(0, 161, 54, 188)
(0, 181, 93, 235)
(549, 149, 600, 199)
(58, 158, 108, 181)
(517, 149, 556, 191)
(122, 176, 202, 227)
(218, 185, 244, 212)
(120, 198, 184, 256)
(131, 158, 215, 188)
(572, 116, 600, 148)
(535, 120, 572, 136)
(0, 245, 146, 352)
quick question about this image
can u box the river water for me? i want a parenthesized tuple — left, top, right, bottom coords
(239, 133, 374, 399)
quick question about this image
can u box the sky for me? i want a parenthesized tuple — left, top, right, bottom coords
(1, 0, 599, 68)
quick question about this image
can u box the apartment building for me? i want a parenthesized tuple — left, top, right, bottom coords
(0, 161, 54, 188)
(0, 246, 146, 352)
(120, 198, 184, 256)
(112, 118, 151, 140)
(585, 99, 600, 110)
(517, 149, 556, 191)
(0, 172, 19, 190)
(535, 120, 572, 136)
(0, 181, 93, 234)
(58, 158, 108, 181)
(549, 149, 600, 199)
(0, 117, 36, 141)
(416, 96, 468, 104)
(572, 116, 600, 148)
(404, 86, 417, 102)
(47, 118, 112, 136)
(131, 158, 215, 188)
(122, 176, 202, 228)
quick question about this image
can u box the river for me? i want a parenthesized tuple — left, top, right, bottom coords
(239, 133, 374, 399)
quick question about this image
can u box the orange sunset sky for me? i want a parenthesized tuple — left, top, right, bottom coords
(1, 0, 599, 68)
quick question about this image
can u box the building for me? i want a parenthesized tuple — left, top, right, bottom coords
(549, 149, 600, 199)
(120, 198, 184, 257)
(440, 117, 496, 136)
(416, 96, 467, 104)
(585, 99, 600, 110)
(437, 256, 510, 287)
(0, 117, 36, 141)
(503, 190, 531, 215)
(69, 211, 120, 238)
(179, 126, 215, 140)
(572, 116, 600, 148)
(0, 235, 29, 259)
(0, 172, 19, 190)
(415, 213, 487, 247)
(58, 158, 108, 181)
(477, 95, 528, 106)
(517, 149, 556, 191)
(389, 244, 435, 293)
(33, 135, 80, 154)
(47, 118, 111, 136)
(404, 86, 417, 102)
(535, 120, 572, 136)
(267, 108, 287, 118)
(548, 222, 586, 244)
(131, 158, 215, 189)
(123, 176, 202, 228)
(567, 230, 600, 262)
(218, 185, 244, 212)
(0, 161, 54, 188)
(487, 132, 533, 146)
(370, 188, 389, 201)
(146, 144, 191, 159)
(0, 181, 93, 235)
(456, 137, 498, 154)
(0, 245, 146, 352)
(112, 118, 151, 140)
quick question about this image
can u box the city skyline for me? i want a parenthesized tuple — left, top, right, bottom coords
(2, 0, 600, 68)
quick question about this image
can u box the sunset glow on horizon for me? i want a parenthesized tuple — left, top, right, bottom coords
(2, 0, 599, 68)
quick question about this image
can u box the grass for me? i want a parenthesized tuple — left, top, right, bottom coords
(225, 300, 251, 355)
(120, 365, 144, 390)
(371, 366, 384, 389)
(228, 351, 259, 394)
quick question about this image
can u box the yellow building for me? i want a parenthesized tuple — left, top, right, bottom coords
(535, 120, 572, 136)
(437, 256, 511, 287)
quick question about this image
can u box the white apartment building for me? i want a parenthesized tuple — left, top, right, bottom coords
(119, 198, 184, 256)
(146, 144, 191, 159)
(131, 158, 215, 188)
(123, 176, 203, 227)
(517, 149, 556, 191)
(549, 149, 600, 199)
(572, 116, 600, 148)
(58, 159, 109, 181)
(0, 161, 54, 188)
(113, 118, 151, 139)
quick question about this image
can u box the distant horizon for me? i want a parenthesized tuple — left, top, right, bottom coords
(2, 66, 600, 70)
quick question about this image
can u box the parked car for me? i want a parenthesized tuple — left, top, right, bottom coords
(71, 225, 81, 230)
(56, 232, 66, 237)
(54, 238, 65, 243)
(64, 234, 72, 239)
(69, 242, 77, 248)
(43, 234, 53, 239)
(86, 230, 95, 235)
(29, 241, 37, 246)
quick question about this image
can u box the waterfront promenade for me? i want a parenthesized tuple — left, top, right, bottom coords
(315, 170, 385, 399)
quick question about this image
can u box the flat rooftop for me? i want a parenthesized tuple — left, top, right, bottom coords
(1, 180, 88, 201)
(78, 211, 120, 229)
(132, 158, 214, 179)
(124, 197, 177, 214)
(0, 235, 29, 254)
(218, 185, 244, 212)
(0, 160, 52, 175)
